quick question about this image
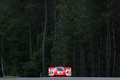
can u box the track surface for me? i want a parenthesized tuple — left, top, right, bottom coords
(0, 77, 120, 80)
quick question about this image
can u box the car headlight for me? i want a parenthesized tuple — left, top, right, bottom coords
(49, 71, 54, 75)
(66, 71, 71, 75)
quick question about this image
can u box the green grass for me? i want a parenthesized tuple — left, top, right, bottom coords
(3, 76, 19, 78)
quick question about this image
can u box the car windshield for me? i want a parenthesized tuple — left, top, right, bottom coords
(55, 68, 65, 71)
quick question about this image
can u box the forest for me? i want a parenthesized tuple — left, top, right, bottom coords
(0, 0, 120, 77)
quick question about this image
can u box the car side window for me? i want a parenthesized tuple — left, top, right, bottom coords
(54, 68, 57, 71)
(64, 68, 66, 71)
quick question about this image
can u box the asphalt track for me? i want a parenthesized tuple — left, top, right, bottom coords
(0, 77, 120, 80)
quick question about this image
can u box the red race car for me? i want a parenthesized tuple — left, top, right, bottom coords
(48, 66, 72, 77)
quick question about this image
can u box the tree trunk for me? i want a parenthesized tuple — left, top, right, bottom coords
(106, 0, 112, 76)
(1, 37, 5, 77)
(98, 36, 102, 76)
(36, 10, 39, 50)
(91, 43, 95, 77)
(51, 0, 57, 66)
(106, 18, 111, 77)
(53, 0, 57, 29)
(27, 11, 33, 61)
(73, 42, 76, 76)
(1, 58, 5, 77)
(80, 44, 86, 77)
(42, 0, 47, 77)
(112, 21, 116, 77)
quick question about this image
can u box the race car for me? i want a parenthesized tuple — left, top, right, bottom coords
(48, 66, 72, 77)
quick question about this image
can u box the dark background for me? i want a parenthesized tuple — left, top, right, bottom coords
(0, 0, 120, 77)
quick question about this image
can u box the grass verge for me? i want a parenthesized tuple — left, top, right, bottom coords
(3, 76, 19, 78)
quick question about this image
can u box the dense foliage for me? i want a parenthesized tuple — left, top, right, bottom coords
(0, 0, 120, 77)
